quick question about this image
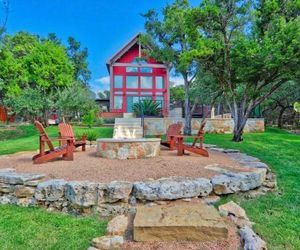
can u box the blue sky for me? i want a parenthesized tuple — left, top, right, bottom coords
(6, 0, 197, 93)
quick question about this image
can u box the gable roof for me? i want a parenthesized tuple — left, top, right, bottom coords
(106, 33, 141, 72)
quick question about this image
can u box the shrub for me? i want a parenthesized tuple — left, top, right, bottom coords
(75, 130, 88, 140)
(86, 130, 97, 142)
(82, 110, 97, 128)
(94, 118, 104, 127)
(103, 118, 115, 124)
(133, 99, 161, 117)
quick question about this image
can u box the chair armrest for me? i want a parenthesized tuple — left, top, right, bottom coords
(41, 137, 74, 142)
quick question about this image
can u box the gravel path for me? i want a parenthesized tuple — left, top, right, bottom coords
(0, 147, 247, 183)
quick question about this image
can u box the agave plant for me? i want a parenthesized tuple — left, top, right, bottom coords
(133, 99, 162, 117)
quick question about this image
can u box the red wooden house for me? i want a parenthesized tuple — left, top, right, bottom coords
(106, 33, 169, 116)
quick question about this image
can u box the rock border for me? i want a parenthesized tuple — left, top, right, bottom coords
(0, 147, 274, 250)
(0, 147, 276, 218)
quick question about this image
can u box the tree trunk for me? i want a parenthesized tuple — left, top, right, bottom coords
(232, 115, 248, 142)
(277, 106, 286, 128)
(42, 109, 49, 127)
(183, 80, 192, 135)
(232, 102, 249, 142)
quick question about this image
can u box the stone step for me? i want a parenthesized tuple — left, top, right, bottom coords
(114, 125, 143, 128)
(134, 204, 228, 242)
(115, 118, 141, 122)
(115, 119, 141, 125)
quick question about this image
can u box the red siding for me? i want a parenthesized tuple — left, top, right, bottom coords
(110, 44, 169, 116)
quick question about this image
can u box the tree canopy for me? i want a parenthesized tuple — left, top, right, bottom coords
(0, 32, 74, 97)
(143, 0, 300, 140)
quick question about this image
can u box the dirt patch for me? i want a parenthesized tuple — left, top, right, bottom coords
(0, 147, 250, 183)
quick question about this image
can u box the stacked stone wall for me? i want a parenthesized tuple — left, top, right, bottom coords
(0, 149, 274, 218)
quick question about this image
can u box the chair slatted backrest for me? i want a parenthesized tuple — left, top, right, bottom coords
(58, 123, 75, 139)
(166, 123, 182, 141)
(198, 121, 206, 135)
(34, 121, 55, 151)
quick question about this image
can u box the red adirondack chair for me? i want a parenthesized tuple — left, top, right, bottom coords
(160, 122, 183, 150)
(58, 123, 86, 151)
(32, 121, 74, 164)
(175, 122, 209, 157)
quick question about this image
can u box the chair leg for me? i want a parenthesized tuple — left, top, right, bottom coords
(177, 138, 184, 156)
(67, 142, 74, 160)
(169, 136, 175, 151)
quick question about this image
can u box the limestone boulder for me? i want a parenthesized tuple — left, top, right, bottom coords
(227, 153, 260, 163)
(65, 181, 98, 207)
(92, 236, 124, 250)
(107, 215, 128, 236)
(95, 203, 131, 218)
(219, 201, 247, 219)
(104, 181, 133, 203)
(0, 183, 13, 193)
(240, 162, 269, 170)
(239, 226, 267, 250)
(133, 177, 212, 201)
(14, 185, 35, 198)
(35, 179, 66, 201)
(134, 204, 228, 242)
(0, 172, 44, 185)
(211, 172, 263, 195)
(0, 194, 17, 205)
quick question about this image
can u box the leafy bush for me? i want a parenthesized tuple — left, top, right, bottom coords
(82, 110, 97, 128)
(75, 130, 88, 140)
(86, 130, 97, 142)
(55, 81, 99, 122)
(94, 118, 104, 127)
(103, 118, 115, 124)
(133, 99, 162, 117)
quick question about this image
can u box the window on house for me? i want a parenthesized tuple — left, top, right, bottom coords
(126, 76, 138, 88)
(140, 96, 153, 103)
(140, 91, 152, 95)
(114, 96, 123, 109)
(141, 76, 152, 89)
(140, 66, 152, 73)
(156, 96, 164, 108)
(114, 76, 123, 88)
(155, 76, 164, 89)
(126, 67, 138, 73)
(126, 91, 139, 95)
(126, 57, 153, 73)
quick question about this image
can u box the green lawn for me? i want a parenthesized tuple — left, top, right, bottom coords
(0, 125, 299, 249)
(0, 205, 107, 250)
(203, 128, 300, 250)
(0, 125, 113, 155)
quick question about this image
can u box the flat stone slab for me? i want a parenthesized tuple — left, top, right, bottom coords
(0, 172, 45, 185)
(133, 177, 212, 201)
(134, 204, 228, 242)
(227, 153, 260, 163)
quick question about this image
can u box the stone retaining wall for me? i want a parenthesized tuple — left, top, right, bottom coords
(142, 117, 265, 135)
(0, 149, 274, 219)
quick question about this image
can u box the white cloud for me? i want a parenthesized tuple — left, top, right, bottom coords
(95, 76, 110, 85)
(169, 76, 184, 86)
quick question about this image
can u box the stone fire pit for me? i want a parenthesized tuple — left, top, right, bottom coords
(96, 138, 161, 160)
